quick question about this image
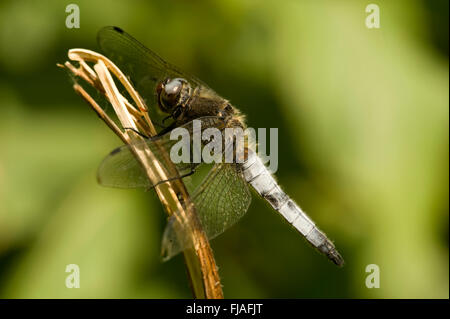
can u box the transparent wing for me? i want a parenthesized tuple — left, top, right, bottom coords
(97, 26, 212, 119)
(161, 163, 252, 260)
(192, 164, 251, 238)
(97, 116, 226, 189)
(97, 136, 195, 189)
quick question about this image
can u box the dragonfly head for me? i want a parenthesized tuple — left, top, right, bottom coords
(156, 78, 192, 115)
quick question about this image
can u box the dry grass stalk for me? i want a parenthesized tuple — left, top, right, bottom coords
(59, 49, 223, 299)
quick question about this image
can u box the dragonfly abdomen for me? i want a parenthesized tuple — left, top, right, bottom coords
(241, 150, 344, 266)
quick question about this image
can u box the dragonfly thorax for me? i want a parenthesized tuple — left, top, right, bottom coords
(156, 77, 192, 115)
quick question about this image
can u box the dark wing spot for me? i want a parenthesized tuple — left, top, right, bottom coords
(113, 26, 124, 34)
(110, 147, 121, 155)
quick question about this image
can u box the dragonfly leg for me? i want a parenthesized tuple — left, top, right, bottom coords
(162, 114, 173, 124)
(156, 121, 178, 137)
(145, 168, 196, 191)
(123, 127, 150, 139)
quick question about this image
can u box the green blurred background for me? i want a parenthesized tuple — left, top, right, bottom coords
(0, 0, 448, 298)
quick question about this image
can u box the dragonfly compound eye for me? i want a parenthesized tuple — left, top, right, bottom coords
(157, 78, 191, 114)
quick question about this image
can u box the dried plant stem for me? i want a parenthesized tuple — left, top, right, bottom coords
(60, 49, 223, 298)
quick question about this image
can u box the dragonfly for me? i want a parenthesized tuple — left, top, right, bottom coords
(96, 26, 344, 266)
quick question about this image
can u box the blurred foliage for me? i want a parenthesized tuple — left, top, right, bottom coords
(0, 0, 448, 298)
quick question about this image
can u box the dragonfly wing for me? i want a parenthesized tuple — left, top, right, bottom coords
(161, 163, 252, 260)
(97, 143, 150, 188)
(192, 163, 252, 238)
(97, 116, 226, 189)
(97, 138, 195, 189)
(97, 26, 211, 119)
